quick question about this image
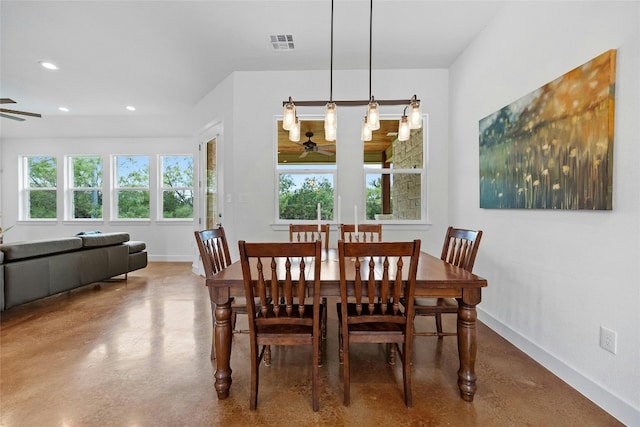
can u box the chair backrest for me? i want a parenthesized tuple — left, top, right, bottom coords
(338, 240, 421, 324)
(239, 240, 322, 331)
(289, 224, 330, 250)
(340, 224, 382, 243)
(440, 226, 482, 272)
(194, 227, 233, 278)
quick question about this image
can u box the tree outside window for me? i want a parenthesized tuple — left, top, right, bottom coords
(115, 156, 150, 219)
(161, 155, 193, 219)
(24, 156, 57, 219)
(69, 156, 103, 219)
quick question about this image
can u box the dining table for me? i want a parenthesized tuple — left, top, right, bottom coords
(206, 248, 488, 402)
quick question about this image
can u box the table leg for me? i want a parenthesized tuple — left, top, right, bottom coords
(214, 300, 233, 399)
(457, 289, 480, 402)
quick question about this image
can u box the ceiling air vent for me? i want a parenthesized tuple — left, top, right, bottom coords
(269, 34, 295, 50)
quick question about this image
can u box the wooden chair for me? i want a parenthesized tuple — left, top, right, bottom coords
(194, 227, 247, 360)
(289, 224, 329, 352)
(239, 240, 323, 411)
(289, 223, 330, 250)
(340, 223, 382, 242)
(412, 226, 483, 337)
(337, 239, 421, 407)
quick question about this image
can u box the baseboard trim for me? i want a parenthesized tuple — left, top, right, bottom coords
(147, 255, 193, 262)
(477, 309, 638, 426)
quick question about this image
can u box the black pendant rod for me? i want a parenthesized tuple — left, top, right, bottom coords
(368, 0, 373, 101)
(330, 0, 334, 102)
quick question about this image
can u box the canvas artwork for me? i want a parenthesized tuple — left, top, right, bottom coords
(479, 50, 616, 210)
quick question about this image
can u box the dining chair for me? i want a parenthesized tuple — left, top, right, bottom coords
(194, 227, 248, 360)
(289, 224, 329, 353)
(337, 239, 421, 407)
(289, 223, 330, 250)
(412, 226, 483, 337)
(239, 240, 323, 411)
(340, 223, 382, 242)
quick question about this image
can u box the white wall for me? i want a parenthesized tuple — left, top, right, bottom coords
(192, 68, 451, 261)
(449, 1, 639, 424)
(0, 137, 195, 261)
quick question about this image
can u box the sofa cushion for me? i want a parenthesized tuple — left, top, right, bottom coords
(1, 237, 83, 261)
(126, 240, 146, 253)
(79, 232, 129, 248)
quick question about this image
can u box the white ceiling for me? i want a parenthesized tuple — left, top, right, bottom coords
(1, 0, 504, 123)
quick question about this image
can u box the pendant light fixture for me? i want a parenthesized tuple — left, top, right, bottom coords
(282, 0, 422, 143)
(324, 0, 337, 141)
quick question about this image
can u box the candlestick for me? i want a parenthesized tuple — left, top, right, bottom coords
(337, 195, 341, 224)
(354, 205, 358, 235)
(317, 203, 321, 232)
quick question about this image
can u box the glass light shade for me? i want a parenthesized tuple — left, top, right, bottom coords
(325, 126, 336, 142)
(409, 101, 422, 129)
(289, 117, 300, 142)
(366, 101, 380, 131)
(361, 118, 372, 141)
(283, 102, 296, 131)
(398, 116, 410, 141)
(324, 102, 337, 128)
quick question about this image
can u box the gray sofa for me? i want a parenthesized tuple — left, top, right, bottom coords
(0, 232, 147, 311)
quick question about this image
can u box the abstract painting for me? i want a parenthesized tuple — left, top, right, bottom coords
(479, 50, 616, 210)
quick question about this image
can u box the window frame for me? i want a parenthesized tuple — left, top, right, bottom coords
(360, 115, 428, 225)
(158, 154, 194, 221)
(20, 155, 58, 221)
(112, 155, 151, 221)
(66, 155, 104, 220)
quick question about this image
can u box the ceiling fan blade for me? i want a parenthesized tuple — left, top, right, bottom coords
(0, 112, 26, 121)
(0, 108, 41, 118)
(0, 98, 17, 104)
(299, 151, 309, 159)
(317, 150, 334, 156)
(318, 144, 336, 149)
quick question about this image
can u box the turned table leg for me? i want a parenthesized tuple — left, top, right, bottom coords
(213, 298, 233, 399)
(457, 288, 480, 402)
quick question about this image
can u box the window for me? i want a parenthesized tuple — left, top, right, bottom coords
(160, 155, 194, 219)
(68, 156, 103, 219)
(363, 118, 426, 222)
(114, 156, 150, 219)
(277, 119, 336, 222)
(22, 156, 57, 219)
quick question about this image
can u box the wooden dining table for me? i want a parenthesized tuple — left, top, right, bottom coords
(206, 248, 488, 402)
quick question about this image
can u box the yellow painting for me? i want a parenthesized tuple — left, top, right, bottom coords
(479, 50, 616, 210)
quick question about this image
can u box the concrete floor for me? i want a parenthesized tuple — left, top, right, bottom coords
(1, 262, 622, 426)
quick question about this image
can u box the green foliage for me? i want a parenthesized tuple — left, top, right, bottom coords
(366, 176, 382, 220)
(279, 174, 333, 220)
(27, 157, 57, 218)
(71, 157, 103, 218)
(29, 190, 57, 218)
(162, 156, 194, 219)
(118, 190, 150, 218)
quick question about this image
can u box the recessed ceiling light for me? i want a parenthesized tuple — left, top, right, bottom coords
(126, 106, 136, 111)
(39, 61, 58, 70)
(59, 107, 69, 112)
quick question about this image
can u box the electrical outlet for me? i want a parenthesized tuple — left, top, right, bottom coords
(599, 326, 617, 354)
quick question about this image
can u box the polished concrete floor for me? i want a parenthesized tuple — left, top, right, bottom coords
(1, 262, 622, 426)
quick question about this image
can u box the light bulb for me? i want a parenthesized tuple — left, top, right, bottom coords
(283, 100, 296, 131)
(289, 117, 300, 142)
(366, 101, 380, 131)
(361, 118, 372, 141)
(409, 100, 422, 129)
(398, 115, 410, 141)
